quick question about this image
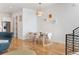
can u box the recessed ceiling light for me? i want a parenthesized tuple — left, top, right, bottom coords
(72, 3, 79, 7)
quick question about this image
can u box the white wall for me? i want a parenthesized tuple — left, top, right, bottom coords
(57, 4, 79, 43)
(37, 8, 64, 43)
(53, 4, 79, 43)
(37, 4, 79, 43)
(22, 8, 37, 39)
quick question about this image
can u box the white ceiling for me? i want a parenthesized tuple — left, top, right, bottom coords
(0, 3, 54, 13)
(0, 3, 78, 14)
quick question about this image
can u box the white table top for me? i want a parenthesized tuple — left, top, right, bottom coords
(0, 40, 8, 43)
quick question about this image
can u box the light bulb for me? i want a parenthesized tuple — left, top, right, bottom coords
(36, 10, 43, 16)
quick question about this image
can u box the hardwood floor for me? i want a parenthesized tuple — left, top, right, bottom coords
(8, 38, 65, 55)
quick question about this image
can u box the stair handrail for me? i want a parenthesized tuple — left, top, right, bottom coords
(73, 27, 79, 31)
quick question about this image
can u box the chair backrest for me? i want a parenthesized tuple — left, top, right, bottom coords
(0, 32, 13, 42)
(47, 33, 53, 39)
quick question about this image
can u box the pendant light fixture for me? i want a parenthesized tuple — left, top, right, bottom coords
(36, 3, 54, 23)
(36, 3, 43, 16)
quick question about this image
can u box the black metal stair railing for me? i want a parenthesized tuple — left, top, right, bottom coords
(73, 27, 79, 53)
(65, 34, 74, 55)
(66, 27, 79, 55)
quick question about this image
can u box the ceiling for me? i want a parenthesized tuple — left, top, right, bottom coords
(0, 3, 54, 13)
(0, 3, 78, 14)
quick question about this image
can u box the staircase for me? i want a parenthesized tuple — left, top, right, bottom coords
(66, 27, 79, 55)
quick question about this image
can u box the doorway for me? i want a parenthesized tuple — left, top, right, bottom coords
(2, 21, 11, 32)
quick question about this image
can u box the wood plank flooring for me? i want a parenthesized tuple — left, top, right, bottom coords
(7, 38, 65, 55)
